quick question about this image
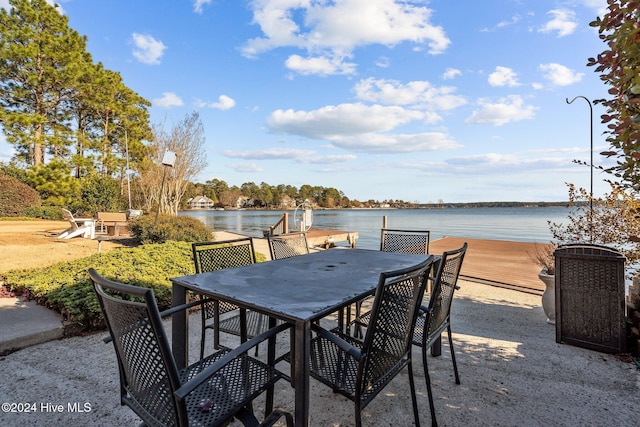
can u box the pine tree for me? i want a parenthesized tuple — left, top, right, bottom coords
(0, 0, 88, 167)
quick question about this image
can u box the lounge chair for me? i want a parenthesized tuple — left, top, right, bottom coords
(57, 208, 95, 239)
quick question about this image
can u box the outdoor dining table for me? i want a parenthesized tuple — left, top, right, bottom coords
(170, 248, 432, 427)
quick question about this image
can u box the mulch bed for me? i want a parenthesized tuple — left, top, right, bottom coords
(0, 284, 15, 298)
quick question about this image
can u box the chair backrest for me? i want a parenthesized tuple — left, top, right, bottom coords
(423, 243, 467, 341)
(62, 207, 78, 223)
(88, 268, 183, 426)
(192, 237, 257, 273)
(380, 228, 430, 254)
(359, 257, 434, 401)
(267, 233, 309, 260)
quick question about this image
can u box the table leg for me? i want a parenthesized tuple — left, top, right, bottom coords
(293, 320, 311, 427)
(265, 317, 277, 417)
(171, 283, 189, 369)
(431, 335, 442, 357)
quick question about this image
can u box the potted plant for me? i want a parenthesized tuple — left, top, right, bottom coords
(529, 243, 556, 324)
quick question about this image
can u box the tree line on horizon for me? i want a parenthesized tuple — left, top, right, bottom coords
(184, 178, 425, 209)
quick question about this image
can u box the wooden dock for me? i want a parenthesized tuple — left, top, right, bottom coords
(305, 228, 359, 249)
(215, 230, 546, 295)
(430, 237, 549, 295)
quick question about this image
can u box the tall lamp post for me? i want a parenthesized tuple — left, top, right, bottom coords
(124, 128, 132, 211)
(112, 123, 132, 211)
(566, 95, 594, 242)
(154, 151, 176, 225)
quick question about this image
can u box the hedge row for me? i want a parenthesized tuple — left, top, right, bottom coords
(0, 171, 41, 217)
(3, 241, 195, 330)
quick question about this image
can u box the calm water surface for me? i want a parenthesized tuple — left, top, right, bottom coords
(181, 207, 570, 250)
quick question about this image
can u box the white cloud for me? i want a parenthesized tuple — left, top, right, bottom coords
(539, 63, 583, 86)
(539, 9, 578, 37)
(488, 66, 520, 87)
(228, 162, 264, 173)
(223, 148, 357, 164)
(353, 78, 467, 111)
(445, 153, 571, 174)
(265, 102, 462, 154)
(193, 0, 213, 14)
(443, 68, 462, 80)
(285, 54, 357, 76)
(267, 103, 425, 139)
(375, 56, 391, 68)
(465, 95, 536, 126)
(131, 33, 167, 65)
(481, 14, 522, 32)
(328, 132, 461, 153)
(205, 95, 236, 110)
(581, 0, 608, 16)
(241, 0, 450, 76)
(153, 92, 184, 108)
(497, 14, 521, 29)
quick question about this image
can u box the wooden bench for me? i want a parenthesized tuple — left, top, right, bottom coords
(96, 212, 129, 236)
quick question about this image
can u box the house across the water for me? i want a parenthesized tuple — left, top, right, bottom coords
(187, 195, 215, 209)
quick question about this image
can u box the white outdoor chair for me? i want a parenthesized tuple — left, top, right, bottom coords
(57, 208, 95, 239)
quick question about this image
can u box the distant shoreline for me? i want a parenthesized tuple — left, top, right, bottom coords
(182, 202, 573, 212)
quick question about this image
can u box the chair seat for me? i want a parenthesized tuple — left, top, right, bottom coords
(305, 330, 406, 403)
(357, 309, 438, 347)
(124, 348, 281, 426)
(183, 350, 281, 426)
(215, 311, 283, 339)
(411, 314, 449, 348)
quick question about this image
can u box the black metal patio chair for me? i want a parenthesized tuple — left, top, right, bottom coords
(267, 232, 309, 260)
(89, 268, 293, 427)
(294, 257, 434, 427)
(354, 242, 467, 426)
(193, 238, 272, 359)
(352, 228, 432, 338)
(413, 242, 467, 427)
(380, 228, 431, 254)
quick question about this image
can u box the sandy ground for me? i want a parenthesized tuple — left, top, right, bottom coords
(0, 219, 639, 426)
(0, 220, 134, 274)
(0, 280, 638, 426)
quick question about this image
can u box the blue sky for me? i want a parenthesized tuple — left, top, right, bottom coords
(0, 0, 615, 203)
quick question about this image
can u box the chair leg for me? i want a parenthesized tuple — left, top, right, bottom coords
(447, 325, 460, 385)
(353, 300, 364, 338)
(355, 400, 363, 427)
(213, 302, 221, 350)
(423, 346, 438, 427)
(407, 360, 421, 427)
(200, 305, 207, 360)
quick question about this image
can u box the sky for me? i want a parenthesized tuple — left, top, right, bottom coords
(0, 0, 617, 203)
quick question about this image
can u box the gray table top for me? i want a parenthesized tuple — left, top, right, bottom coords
(171, 248, 431, 322)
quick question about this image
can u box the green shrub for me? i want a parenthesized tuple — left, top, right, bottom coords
(2, 241, 195, 329)
(129, 214, 212, 244)
(25, 160, 80, 208)
(23, 205, 64, 220)
(0, 171, 41, 217)
(80, 175, 126, 214)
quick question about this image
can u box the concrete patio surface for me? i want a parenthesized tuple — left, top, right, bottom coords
(0, 278, 638, 426)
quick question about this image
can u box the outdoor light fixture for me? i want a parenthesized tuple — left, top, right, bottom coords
(155, 150, 176, 225)
(161, 151, 176, 167)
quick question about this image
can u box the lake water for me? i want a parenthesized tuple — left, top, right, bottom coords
(180, 207, 571, 250)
